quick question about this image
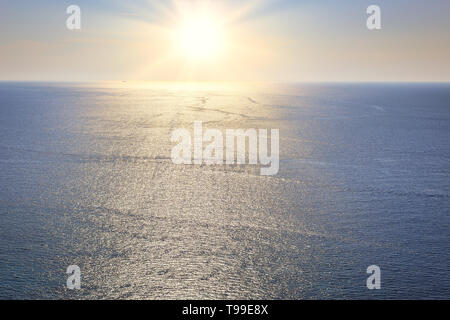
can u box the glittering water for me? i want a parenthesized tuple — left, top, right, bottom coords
(0, 82, 449, 299)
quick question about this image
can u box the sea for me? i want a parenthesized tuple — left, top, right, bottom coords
(0, 82, 449, 299)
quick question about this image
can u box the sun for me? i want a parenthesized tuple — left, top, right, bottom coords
(175, 11, 225, 61)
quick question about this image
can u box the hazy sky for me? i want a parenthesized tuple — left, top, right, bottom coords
(1, 0, 449, 82)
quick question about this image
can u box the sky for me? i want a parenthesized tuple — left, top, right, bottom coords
(0, 0, 449, 82)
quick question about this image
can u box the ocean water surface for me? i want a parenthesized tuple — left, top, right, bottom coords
(0, 82, 449, 299)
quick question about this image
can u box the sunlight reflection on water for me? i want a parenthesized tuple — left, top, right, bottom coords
(0, 82, 449, 299)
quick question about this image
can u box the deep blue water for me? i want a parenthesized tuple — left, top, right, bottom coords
(0, 82, 449, 299)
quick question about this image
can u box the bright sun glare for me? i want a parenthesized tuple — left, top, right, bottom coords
(175, 11, 225, 60)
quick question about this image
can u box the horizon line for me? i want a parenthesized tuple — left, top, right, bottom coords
(1, 80, 450, 84)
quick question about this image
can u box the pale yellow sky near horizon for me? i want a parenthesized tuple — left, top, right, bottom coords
(1, 0, 449, 82)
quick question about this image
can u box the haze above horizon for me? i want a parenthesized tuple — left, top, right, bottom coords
(1, 0, 449, 82)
